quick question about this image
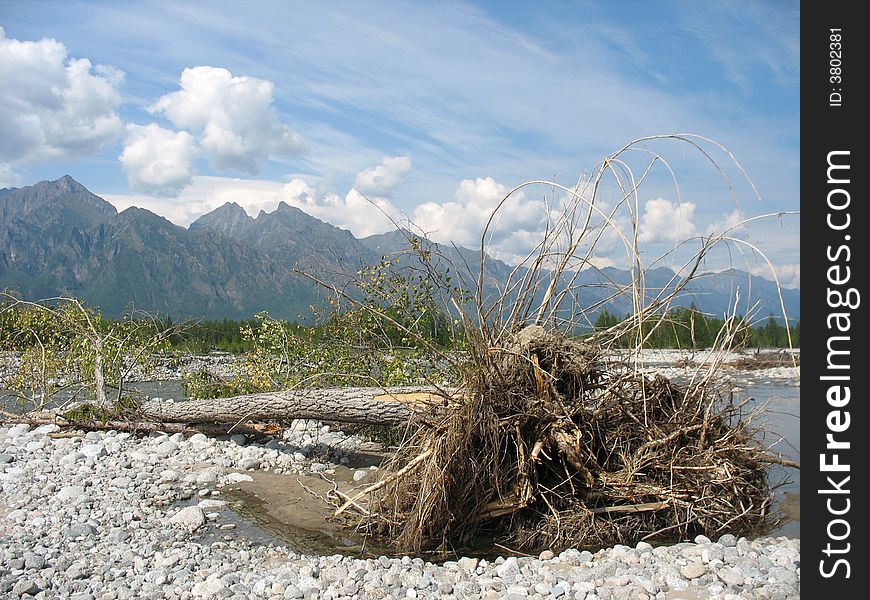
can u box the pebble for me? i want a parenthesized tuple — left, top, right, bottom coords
(168, 506, 206, 531)
(0, 415, 800, 600)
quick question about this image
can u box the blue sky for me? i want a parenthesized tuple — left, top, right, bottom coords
(0, 0, 799, 287)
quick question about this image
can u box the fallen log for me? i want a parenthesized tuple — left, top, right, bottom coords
(138, 386, 449, 427)
(0, 410, 266, 437)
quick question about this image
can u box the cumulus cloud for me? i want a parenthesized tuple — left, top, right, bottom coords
(119, 124, 199, 196)
(279, 179, 399, 237)
(0, 27, 124, 163)
(753, 263, 800, 289)
(353, 155, 412, 196)
(413, 176, 546, 262)
(0, 163, 21, 188)
(150, 66, 305, 175)
(705, 208, 745, 237)
(638, 198, 697, 244)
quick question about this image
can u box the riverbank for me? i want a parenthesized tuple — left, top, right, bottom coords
(0, 348, 799, 392)
(1, 421, 799, 599)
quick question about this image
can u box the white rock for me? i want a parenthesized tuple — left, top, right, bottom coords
(496, 556, 520, 580)
(192, 577, 225, 597)
(6, 509, 26, 521)
(80, 444, 107, 458)
(196, 466, 225, 483)
(33, 424, 61, 435)
(224, 472, 254, 484)
(57, 485, 87, 502)
(160, 469, 179, 482)
(7, 424, 31, 438)
(198, 499, 228, 510)
(169, 506, 206, 531)
(188, 433, 209, 444)
(352, 469, 368, 482)
(156, 441, 179, 457)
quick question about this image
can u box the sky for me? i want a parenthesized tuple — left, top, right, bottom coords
(0, 0, 800, 287)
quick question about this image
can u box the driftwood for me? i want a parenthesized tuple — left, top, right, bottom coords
(137, 386, 449, 427)
(0, 409, 267, 437)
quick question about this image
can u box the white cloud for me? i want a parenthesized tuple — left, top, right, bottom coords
(279, 179, 399, 237)
(119, 124, 199, 196)
(753, 263, 800, 290)
(353, 155, 412, 196)
(102, 175, 284, 226)
(638, 198, 697, 244)
(150, 66, 305, 175)
(0, 163, 21, 188)
(0, 27, 123, 163)
(413, 176, 546, 262)
(102, 175, 401, 238)
(706, 208, 745, 237)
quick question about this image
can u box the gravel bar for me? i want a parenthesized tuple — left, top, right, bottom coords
(1, 422, 799, 599)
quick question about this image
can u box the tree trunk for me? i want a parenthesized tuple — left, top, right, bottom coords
(93, 341, 108, 409)
(138, 386, 448, 427)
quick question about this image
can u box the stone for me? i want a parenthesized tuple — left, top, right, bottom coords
(284, 584, 304, 599)
(539, 550, 555, 561)
(352, 469, 368, 482)
(495, 556, 520, 581)
(681, 562, 707, 579)
(198, 499, 228, 510)
(0, 453, 12, 464)
(224, 472, 254, 484)
(506, 585, 529, 599)
(12, 578, 40, 596)
(80, 444, 107, 458)
(57, 485, 87, 502)
(64, 523, 96, 538)
(457, 557, 478, 572)
(7, 423, 30, 437)
(192, 577, 225, 598)
(720, 566, 745, 587)
(169, 506, 206, 531)
(60, 451, 86, 465)
(23, 553, 46, 570)
(196, 466, 225, 483)
(230, 434, 248, 446)
(33, 424, 61, 435)
(66, 562, 90, 580)
(155, 441, 179, 457)
(237, 458, 260, 471)
(159, 469, 179, 482)
(188, 433, 209, 444)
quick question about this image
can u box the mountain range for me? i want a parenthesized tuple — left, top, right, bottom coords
(0, 177, 799, 324)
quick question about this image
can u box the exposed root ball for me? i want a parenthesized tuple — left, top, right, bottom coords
(364, 327, 776, 553)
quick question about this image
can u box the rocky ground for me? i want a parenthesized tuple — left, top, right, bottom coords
(0, 348, 799, 391)
(1, 420, 799, 599)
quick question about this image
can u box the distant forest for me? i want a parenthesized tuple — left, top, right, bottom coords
(592, 307, 798, 350)
(151, 308, 798, 353)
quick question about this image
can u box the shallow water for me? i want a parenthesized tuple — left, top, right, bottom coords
(741, 381, 800, 538)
